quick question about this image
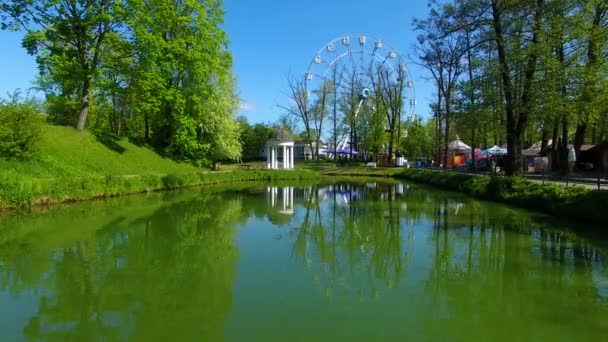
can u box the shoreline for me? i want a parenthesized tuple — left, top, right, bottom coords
(3, 166, 607, 227)
(0, 170, 320, 210)
(322, 167, 608, 226)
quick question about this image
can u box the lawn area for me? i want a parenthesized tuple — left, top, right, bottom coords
(0, 125, 319, 209)
(0, 125, 201, 179)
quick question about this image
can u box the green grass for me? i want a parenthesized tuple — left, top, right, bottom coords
(322, 167, 608, 226)
(0, 125, 320, 209)
(0, 125, 200, 178)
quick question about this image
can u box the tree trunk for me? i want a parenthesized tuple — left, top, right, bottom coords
(551, 120, 559, 170)
(443, 92, 451, 169)
(436, 79, 442, 165)
(491, 0, 544, 176)
(465, 30, 476, 172)
(574, 123, 587, 160)
(76, 76, 91, 131)
(145, 113, 150, 142)
(388, 135, 393, 167)
(560, 114, 569, 172)
(540, 126, 548, 151)
(574, 4, 603, 160)
(471, 128, 476, 172)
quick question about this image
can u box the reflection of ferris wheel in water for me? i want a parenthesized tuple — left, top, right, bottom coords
(303, 34, 416, 150)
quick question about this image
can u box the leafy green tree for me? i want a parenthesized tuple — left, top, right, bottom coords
(400, 116, 433, 161)
(238, 117, 273, 161)
(0, 92, 44, 159)
(413, 6, 466, 168)
(573, 0, 608, 157)
(1, 0, 122, 131)
(126, 0, 240, 166)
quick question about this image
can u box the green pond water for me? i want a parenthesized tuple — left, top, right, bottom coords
(0, 180, 607, 341)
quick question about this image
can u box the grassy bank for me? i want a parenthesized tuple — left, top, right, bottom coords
(0, 168, 320, 209)
(0, 125, 201, 178)
(323, 167, 608, 226)
(0, 125, 319, 209)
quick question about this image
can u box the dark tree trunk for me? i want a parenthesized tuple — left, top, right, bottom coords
(574, 5, 603, 160)
(540, 126, 548, 151)
(465, 29, 476, 172)
(76, 76, 91, 131)
(560, 114, 569, 172)
(574, 123, 587, 159)
(443, 92, 451, 169)
(491, 0, 544, 175)
(436, 79, 443, 165)
(551, 120, 559, 170)
(145, 113, 150, 142)
(471, 128, 476, 172)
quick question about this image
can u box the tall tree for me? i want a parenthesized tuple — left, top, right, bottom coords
(573, 0, 608, 157)
(126, 0, 240, 166)
(2, 0, 121, 130)
(414, 7, 466, 168)
(490, 0, 546, 175)
(281, 74, 314, 158)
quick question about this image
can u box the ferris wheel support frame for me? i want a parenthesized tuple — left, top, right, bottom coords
(303, 34, 416, 157)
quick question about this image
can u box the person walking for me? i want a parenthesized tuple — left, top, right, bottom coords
(568, 146, 576, 173)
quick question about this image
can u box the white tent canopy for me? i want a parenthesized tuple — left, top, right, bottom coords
(483, 145, 508, 156)
(448, 138, 471, 151)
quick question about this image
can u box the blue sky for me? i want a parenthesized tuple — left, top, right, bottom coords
(0, 0, 434, 124)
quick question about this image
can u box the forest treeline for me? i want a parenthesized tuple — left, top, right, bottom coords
(412, 0, 607, 175)
(1, 0, 606, 173)
(1, 0, 240, 167)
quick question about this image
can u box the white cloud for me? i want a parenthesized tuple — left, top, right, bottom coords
(238, 101, 255, 112)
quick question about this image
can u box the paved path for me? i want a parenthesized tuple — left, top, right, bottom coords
(418, 167, 608, 190)
(526, 178, 606, 190)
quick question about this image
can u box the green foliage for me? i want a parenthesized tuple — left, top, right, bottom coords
(0, 125, 201, 179)
(412, 0, 608, 173)
(398, 169, 607, 225)
(0, 94, 44, 160)
(399, 116, 433, 160)
(125, 0, 240, 165)
(0, 125, 318, 208)
(322, 167, 608, 225)
(1, 0, 121, 130)
(1, 0, 242, 166)
(238, 117, 273, 161)
(0, 167, 319, 210)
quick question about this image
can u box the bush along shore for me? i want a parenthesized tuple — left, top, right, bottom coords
(323, 168, 608, 226)
(0, 170, 320, 209)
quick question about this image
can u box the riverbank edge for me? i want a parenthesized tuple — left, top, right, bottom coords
(322, 167, 608, 226)
(0, 170, 320, 210)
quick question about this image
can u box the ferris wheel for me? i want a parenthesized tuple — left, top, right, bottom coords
(304, 34, 416, 119)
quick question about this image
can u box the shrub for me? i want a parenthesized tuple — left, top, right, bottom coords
(0, 169, 320, 208)
(393, 169, 607, 225)
(0, 93, 44, 160)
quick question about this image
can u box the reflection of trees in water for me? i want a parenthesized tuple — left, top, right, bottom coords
(291, 183, 410, 299)
(0, 192, 247, 341)
(289, 181, 608, 327)
(1, 182, 607, 339)
(423, 195, 608, 340)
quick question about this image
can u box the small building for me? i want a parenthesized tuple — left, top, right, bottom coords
(294, 140, 327, 161)
(294, 140, 313, 161)
(580, 142, 608, 171)
(266, 129, 295, 169)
